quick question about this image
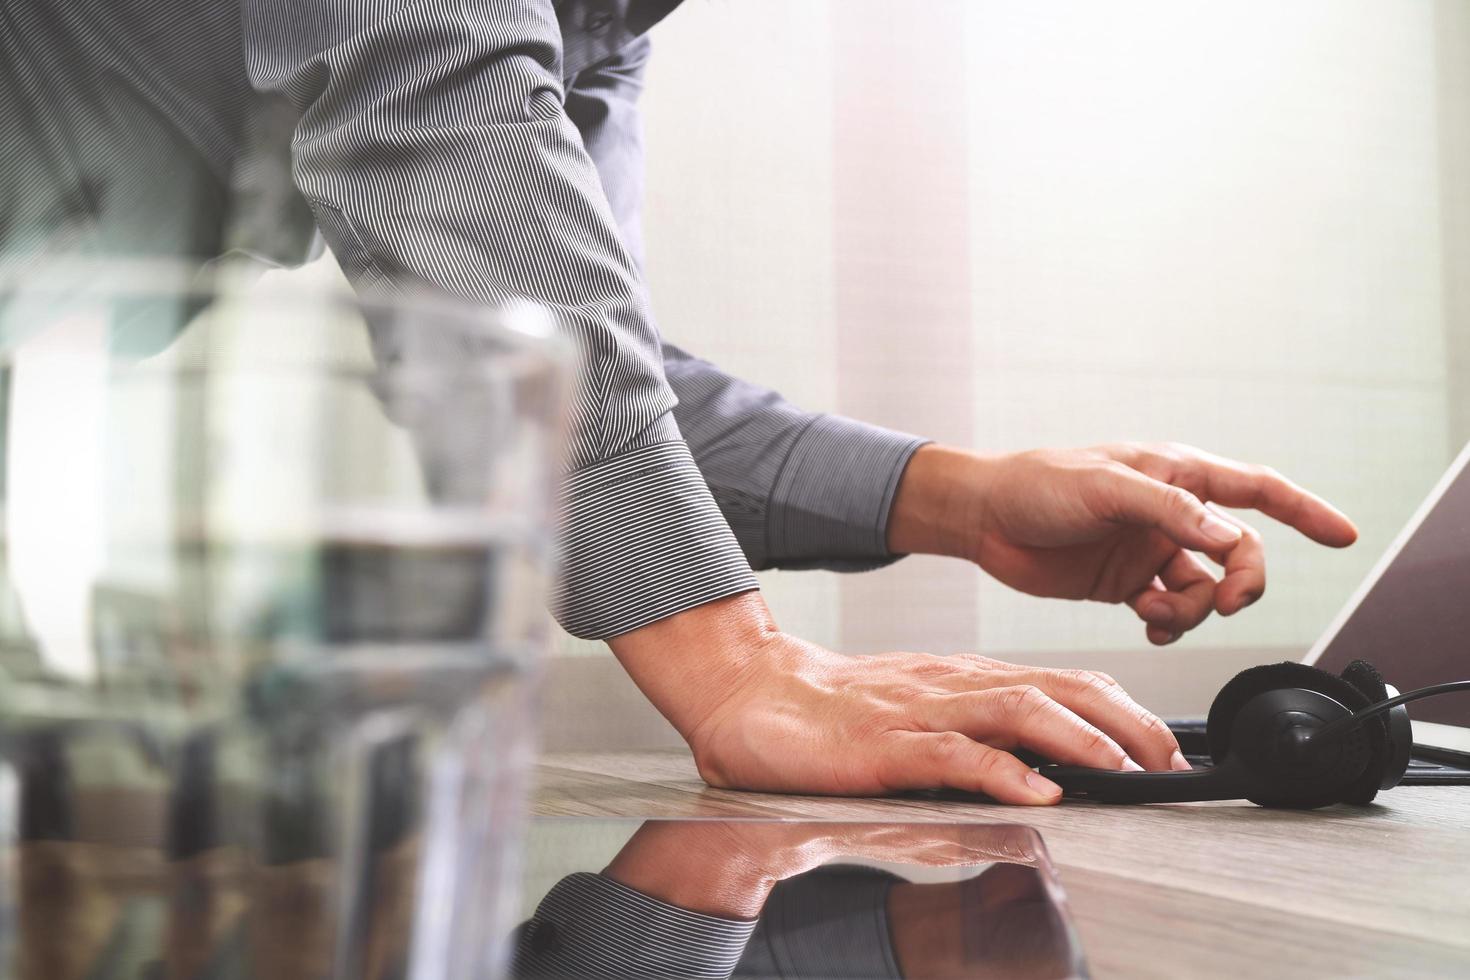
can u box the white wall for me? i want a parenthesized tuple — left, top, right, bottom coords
(958, 0, 1450, 654)
(575, 0, 1463, 677)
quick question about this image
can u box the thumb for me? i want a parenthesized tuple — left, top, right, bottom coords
(1095, 466, 1242, 552)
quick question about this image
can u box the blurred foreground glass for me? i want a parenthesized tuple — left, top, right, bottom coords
(0, 262, 570, 979)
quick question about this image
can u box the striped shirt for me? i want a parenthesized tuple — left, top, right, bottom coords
(0, 0, 924, 638)
(511, 867, 903, 979)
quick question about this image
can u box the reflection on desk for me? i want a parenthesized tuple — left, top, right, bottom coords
(512, 820, 1087, 979)
(534, 750, 1470, 978)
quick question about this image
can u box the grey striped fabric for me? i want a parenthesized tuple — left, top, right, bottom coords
(664, 345, 924, 572)
(513, 871, 758, 979)
(735, 866, 903, 979)
(1, 0, 924, 639)
(511, 867, 904, 979)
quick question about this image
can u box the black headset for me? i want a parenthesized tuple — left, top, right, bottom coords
(1041, 660, 1470, 808)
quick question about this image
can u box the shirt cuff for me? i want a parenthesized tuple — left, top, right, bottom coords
(512, 872, 758, 979)
(552, 439, 759, 639)
(766, 415, 928, 571)
(739, 866, 902, 979)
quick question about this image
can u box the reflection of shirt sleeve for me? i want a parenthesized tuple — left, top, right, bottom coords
(565, 38, 927, 575)
(241, 0, 757, 640)
(512, 872, 757, 979)
(735, 866, 903, 979)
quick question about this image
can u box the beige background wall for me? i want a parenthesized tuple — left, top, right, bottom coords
(546, 0, 1469, 746)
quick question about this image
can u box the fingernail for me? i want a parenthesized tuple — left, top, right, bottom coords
(1199, 511, 1242, 544)
(1025, 771, 1063, 801)
(1170, 751, 1192, 771)
(1122, 757, 1145, 772)
(1240, 592, 1259, 609)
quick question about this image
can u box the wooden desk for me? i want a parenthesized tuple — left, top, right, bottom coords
(533, 750, 1470, 979)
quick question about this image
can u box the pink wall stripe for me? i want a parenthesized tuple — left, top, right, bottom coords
(831, 1, 980, 654)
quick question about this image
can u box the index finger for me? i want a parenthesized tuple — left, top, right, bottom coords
(1159, 449, 1357, 547)
(1014, 668, 1189, 772)
(878, 732, 1063, 805)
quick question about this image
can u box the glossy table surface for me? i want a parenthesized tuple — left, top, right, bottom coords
(532, 749, 1470, 979)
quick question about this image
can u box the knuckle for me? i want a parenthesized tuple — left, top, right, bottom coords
(960, 652, 1007, 671)
(927, 731, 973, 767)
(1079, 464, 1129, 515)
(907, 691, 953, 728)
(1136, 711, 1174, 743)
(1102, 443, 1141, 466)
(1057, 668, 1110, 695)
(970, 746, 1009, 781)
(1161, 485, 1200, 516)
(998, 684, 1048, 720)
(1145, 442, 1189, 469)
(1078, 724, 1115, 758)
(910, 656, 958, 681)
(1179, 603, 1212, 629)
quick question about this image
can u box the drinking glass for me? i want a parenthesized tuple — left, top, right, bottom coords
(0, 261, 568, 979)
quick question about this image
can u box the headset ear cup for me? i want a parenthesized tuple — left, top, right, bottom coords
(1339, 660, 1410, 791)
(1338, 658, 1388, 702)
(1207, 662, 1386, 805)
(1207, 663, 1346, 760)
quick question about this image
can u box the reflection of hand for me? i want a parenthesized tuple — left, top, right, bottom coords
(889, 863, 1077, 979)
(611, 593, 1188, 805)
(889, 443, 1357, 644)
(603, 821, 1039, 920)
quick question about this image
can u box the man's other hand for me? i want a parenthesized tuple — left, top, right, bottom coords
(887, 443, 1358, 645)
(608, 593, 1189, 804)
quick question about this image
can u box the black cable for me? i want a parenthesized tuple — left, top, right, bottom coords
(1311, 680, 1470, 743)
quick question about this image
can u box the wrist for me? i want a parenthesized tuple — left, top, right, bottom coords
(886, 444, 998, 562)
(603, 822, 779, 919)
(606, 591, 786, 746)
(603, 822, 855, 919)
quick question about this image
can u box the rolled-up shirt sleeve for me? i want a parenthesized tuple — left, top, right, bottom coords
(664, 345, 927, 571)
(240, 0, 756, 638)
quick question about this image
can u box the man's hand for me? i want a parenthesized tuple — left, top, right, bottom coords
(887, 443, 1358, 645)
(608, 593, 1188, 805)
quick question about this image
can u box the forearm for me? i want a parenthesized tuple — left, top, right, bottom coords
(886, 443, 1000, 562)
(248, 0, 671, 469)
(606, 591, 775, 747)
(243, 0, 758, 639)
